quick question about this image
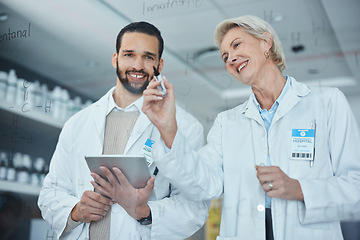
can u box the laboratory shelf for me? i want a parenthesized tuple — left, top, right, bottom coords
(0, 99, 63, 163)
(0, 100, 64, 129)
(0, 180, 41, 196)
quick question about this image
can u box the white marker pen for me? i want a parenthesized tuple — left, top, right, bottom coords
(153, 66, 167, 97)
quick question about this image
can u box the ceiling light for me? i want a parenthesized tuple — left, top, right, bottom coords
(306, 77, 356, 87)
(193, 47, 219, 61)
(272, 13, 283, 22)
(0, 13, 9, 22)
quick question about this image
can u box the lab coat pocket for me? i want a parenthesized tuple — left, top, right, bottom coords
(288, 158, 314, 178)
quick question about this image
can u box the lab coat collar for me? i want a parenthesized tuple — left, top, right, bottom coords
(272, 76, 310, 124)
(241, 76, 310, 125)
(124, 97, 152, 154)
(242, 99, 264, 127)
(106, 89, 143, 115)
(89, 87, 152, 154)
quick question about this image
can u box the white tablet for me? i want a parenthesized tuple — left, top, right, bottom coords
(85, 155, 151, 189)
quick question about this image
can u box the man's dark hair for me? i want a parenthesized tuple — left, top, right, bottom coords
(116, 21, 164, 59)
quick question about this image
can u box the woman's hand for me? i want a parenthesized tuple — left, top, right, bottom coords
(142, 77, 177, 148)
(256, 165, 304, 201)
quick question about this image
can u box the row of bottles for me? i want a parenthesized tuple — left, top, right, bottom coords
(0, 69, 93, 122)
(0, 150, 48, 187)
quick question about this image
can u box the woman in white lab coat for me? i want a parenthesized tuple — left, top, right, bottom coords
(143, 15, 360, 240)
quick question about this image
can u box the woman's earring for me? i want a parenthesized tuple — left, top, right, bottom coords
(264, 50, 270, 59)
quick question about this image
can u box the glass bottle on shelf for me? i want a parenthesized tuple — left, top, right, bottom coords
(6, 158, 16, 182)
(12, 152, 23, 183)
(60, 88, 70, 121)
(32, 81, 42, 112)
(31, 157, 44, 186)
(51, 86, 62, 120)
(5, 69, 17, 103)
(17, 154, 31, 184)
(41, 83, 50, 114)
(15, 78, 25, 106)
(73, 96, 83, 116)
(0, 71, 8, 100)
(0, 152, 8, 180)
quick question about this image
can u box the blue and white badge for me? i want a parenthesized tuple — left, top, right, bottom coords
(141, 139, 155, 167)
(291, 129, 315, 160)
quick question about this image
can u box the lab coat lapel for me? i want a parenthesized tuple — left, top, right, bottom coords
(240, 97, 268, 167)
(242, 96, 264, 127)
(272, 77, 310, 124)
(124, 111, 152, 154)
(90, 87, 115, 154)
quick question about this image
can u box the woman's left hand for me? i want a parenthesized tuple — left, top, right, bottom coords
(255, 165, 304, 201)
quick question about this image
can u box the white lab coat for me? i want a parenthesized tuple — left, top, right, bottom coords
(153, 77, 360, 240)
(38, 87, 210, 240)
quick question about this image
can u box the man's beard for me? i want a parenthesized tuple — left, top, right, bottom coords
(116, 60, 150, 94)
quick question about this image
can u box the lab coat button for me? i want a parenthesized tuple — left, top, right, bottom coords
(257, 204, 265, 212)
(259, 162, 265, 166)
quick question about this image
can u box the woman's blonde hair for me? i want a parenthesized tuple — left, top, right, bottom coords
(214, 15, 286, 72)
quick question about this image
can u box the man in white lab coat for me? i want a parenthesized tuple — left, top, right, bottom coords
(38, 21, 209, 240)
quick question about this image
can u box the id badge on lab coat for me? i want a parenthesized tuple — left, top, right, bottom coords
(141, 139, 155, 167)
(291, 129, 315, 161)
